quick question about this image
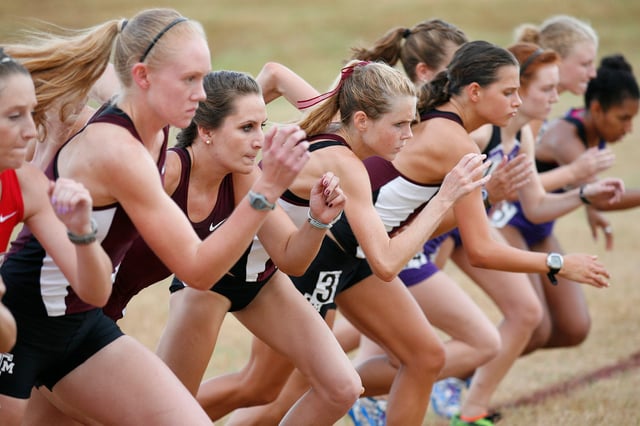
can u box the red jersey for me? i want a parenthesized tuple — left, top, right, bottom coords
(0, 169, 24, 254)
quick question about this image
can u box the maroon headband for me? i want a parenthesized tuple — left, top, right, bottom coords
(296, 61, 370, 110)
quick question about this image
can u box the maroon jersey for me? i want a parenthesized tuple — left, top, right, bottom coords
(1, 103, 168, 316)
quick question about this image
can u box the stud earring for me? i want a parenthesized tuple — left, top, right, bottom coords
(205, 139, 211, 145)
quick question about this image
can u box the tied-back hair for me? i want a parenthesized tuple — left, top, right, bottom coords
(0, 48, 30, 82)
(298, 60, 416, 137)
(507, 42, 559, 90)
(4, 20, 121, 140)
(3, 8, 204, 142)
(350, 19, 467, 83)
(515, 15, 598, 59)
(176, 70, 261, 148)
(585, 54, 639, 111)
(418, 40, 518, 114)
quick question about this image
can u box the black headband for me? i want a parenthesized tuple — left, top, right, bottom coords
(519, 48, 544, 76)
(139, 17, 188, 63)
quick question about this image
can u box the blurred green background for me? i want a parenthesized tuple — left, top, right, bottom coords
(2, 0, 639, 124)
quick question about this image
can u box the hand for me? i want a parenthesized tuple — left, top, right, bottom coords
(439, 153, 491, 204)
(559, 253, 609, 288)
(255, 124, 309, 201)
(585, 206, 614, 250)
(309, 172, 346, 225)
(582, 178, 625, 208)
(485, 154, 533, 204)
(571, 147, 615, 183)
(48, 178, 94, 236)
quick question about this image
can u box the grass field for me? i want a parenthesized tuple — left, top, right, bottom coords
(1, 1, 639, 424)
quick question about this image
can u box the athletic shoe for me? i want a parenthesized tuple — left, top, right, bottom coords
(430, 377, 467, 419)
(347, 399, 367, 426)
(450, 412, 502, 426)
(347, 397, 387, 426)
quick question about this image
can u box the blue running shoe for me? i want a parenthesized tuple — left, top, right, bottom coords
(430, 377, 467, 419)
(347, 397, 387, 425)
(348, 399, 367, 426)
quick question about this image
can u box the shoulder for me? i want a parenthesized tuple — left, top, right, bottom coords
(538, 118, 579, 149)
(79, 121, 158, 172)
(309, 139, 361, 170)
(15, 162, 49, 189)
(315, 147, 368, 192)
(15, 163, 50, 220)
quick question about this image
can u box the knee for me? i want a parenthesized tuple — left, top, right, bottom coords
(430, 340, 447, 374)
(552, 315, 591, 347)
(408, 336, 446, 378)
(525, 320, 552, 353)
(506, 297, 544, 332)
(476, 326, 502, 366)
(322, 368, 363, 411)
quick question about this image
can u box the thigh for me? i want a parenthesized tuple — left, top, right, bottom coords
(155, 287, 229, 394)
(235, 271, 352, 383)
(336, 274, 440, 360)
(22, 387, 95, 426)
(351, 332, 391, 367)
(500, 224, 547, 300)
(409, 271, 496, 343)
(53, 336, 211, 426)
(332, 315, 361, 353)
(453, 229, 540, 316)
(0, 393, 28, 426)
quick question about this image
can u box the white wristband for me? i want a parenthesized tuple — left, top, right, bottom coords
(307, 210, 342, 230)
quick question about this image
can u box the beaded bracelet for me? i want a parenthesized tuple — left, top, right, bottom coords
(307, 210, 342, 230)
(67, 218, 98, 245)
(579, 184, 591, 205)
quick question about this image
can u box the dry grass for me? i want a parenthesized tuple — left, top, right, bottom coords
(2, 0, 639, 424)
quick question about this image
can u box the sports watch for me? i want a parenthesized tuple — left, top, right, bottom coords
(248, 190, 276, 211)
(546, 252, 564, 285)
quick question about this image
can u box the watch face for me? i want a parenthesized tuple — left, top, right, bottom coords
(249, 191, 275, 210)
(548, 253, 563, 269)
(252, 198, 268, 210)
